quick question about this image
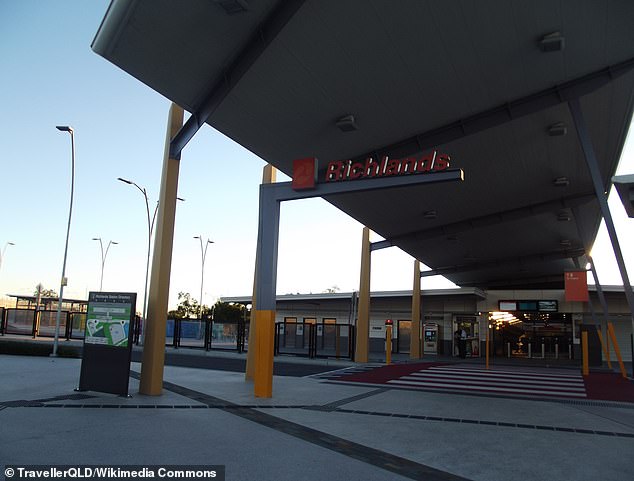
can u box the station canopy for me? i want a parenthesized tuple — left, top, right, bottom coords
(93, 0, 634, 290)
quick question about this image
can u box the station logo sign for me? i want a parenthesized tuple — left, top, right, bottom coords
(291, 151, 451, 190)
(325, 151, 450, 183)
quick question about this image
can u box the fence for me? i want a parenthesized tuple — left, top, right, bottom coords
(0, 308, 86, 339)
(275, 323, 354, 359)
(0, 308, 354, 360)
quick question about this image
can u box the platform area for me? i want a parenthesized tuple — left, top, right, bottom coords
(2, 352, 634, 481)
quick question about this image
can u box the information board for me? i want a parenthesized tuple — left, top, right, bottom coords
(78, 292, 136, 396)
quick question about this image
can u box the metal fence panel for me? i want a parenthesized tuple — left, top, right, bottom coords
(5, 309, 36, 335)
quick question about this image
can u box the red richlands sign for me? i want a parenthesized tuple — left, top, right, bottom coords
(325, 151, 450, 182)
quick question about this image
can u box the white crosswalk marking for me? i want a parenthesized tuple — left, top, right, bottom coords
(386, 365, 587, 399)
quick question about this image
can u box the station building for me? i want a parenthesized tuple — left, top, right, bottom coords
(224, 285, 633, 363)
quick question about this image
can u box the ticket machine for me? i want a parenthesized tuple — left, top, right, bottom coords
(424, 324, 441, 355)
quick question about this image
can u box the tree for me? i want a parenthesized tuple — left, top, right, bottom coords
(175, 291, 200, 319)
(34, 284, 58, 298)
(323, 285, 340, 294)
(212, 301, 244, 323)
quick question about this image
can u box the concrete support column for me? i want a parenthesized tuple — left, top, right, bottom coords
(139, 103, 184, 396)
(252, 182, 281, 398)
(246, 164, 276, 382)
(355, 227, 371, 363)
(410, 260, 421, 359)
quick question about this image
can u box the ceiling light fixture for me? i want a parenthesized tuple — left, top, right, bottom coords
(557, 211, 571, 221)
(560, 239, 572, 247)
(214, 0, 249, 15)
(335, 114, 358, 132)
(539, 32, 565, 52)
(553, 177, 570, 187)
(548, 122, 567, 136)
(423, 210, 437, 219)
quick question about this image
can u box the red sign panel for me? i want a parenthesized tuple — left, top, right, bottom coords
(565, 270, 589, 302)
(292, 157, 317, 190)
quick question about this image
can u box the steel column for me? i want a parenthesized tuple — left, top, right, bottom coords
(568, 97, 634, 352)
(410, 260, 421, 359)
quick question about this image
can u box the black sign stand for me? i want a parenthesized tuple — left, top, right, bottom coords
(78, 292, 136, 396)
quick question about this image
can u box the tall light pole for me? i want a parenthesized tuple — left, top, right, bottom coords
(0, 242, 15, 273)
(118, 177, 184, 340)
(53, 125, 74, 356)
(92, 238, 118, 291)
(194, 236, 214, 317)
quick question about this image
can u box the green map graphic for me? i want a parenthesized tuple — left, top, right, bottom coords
(85, 302, 131, 347)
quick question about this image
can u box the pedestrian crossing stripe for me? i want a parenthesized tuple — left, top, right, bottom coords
(410, 371, 584, 386)
(385, 365, 587, 398)
(385, 379, 588, 397)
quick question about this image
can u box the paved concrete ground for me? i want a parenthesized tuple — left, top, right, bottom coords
(2, 353, 634, 481)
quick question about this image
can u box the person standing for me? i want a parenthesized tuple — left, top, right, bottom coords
(459, 327, 467, 358)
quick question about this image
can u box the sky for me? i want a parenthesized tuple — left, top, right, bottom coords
(0, 1, 633, 312)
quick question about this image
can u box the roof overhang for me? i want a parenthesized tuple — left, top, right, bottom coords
(92, 0, 634, 290)
(612, 174, 634, 218)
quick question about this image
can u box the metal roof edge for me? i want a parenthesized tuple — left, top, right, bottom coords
(91, 0, 140, 57)
(221, 287, 486, 303)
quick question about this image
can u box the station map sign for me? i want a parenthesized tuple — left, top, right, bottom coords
(78, 291, 136, 396)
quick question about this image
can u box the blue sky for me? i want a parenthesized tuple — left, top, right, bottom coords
(1, 1, 633, 311)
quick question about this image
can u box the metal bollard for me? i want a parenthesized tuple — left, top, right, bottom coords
(555, 343, 559, 360)
(507, 342, 511, 358)
(541, 343, 545, 359)
(568, 343, 572, 360)
(528, 343, 532, 358)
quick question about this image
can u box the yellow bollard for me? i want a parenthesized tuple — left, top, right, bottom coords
(596, 330, 612, 369)
(581, 331, 589, 376)
(607, 322, 627, 379)
(385, 320, 393, 365)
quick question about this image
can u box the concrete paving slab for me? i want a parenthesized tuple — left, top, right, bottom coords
(3, 354, 634, 481)
(264, 408, 634, 481)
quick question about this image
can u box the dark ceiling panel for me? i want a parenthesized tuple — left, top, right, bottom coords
(92, 0, 634, 290)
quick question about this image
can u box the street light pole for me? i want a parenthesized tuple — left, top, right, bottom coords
(0, 242, 15, 273)
(118, 178, 155, 334)
(193, 236, 214, 317)
(118, 177, 184, 343)
(92, 238, 118, 291)
(53, 125, 74, 357)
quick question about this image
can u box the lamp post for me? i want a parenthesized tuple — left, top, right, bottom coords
(92, 238, 118, 291)
(0, 242, 15, 273)
(118, 177, 184, 341)
(53, 125, 74, 357)
(194, 236, 214, 317)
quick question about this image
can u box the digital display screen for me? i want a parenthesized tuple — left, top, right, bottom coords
(498, 300, 558, 312)
(499, 301, 517, 311)
(518, 301, 538, 311)
(538, 300, 558, 312)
